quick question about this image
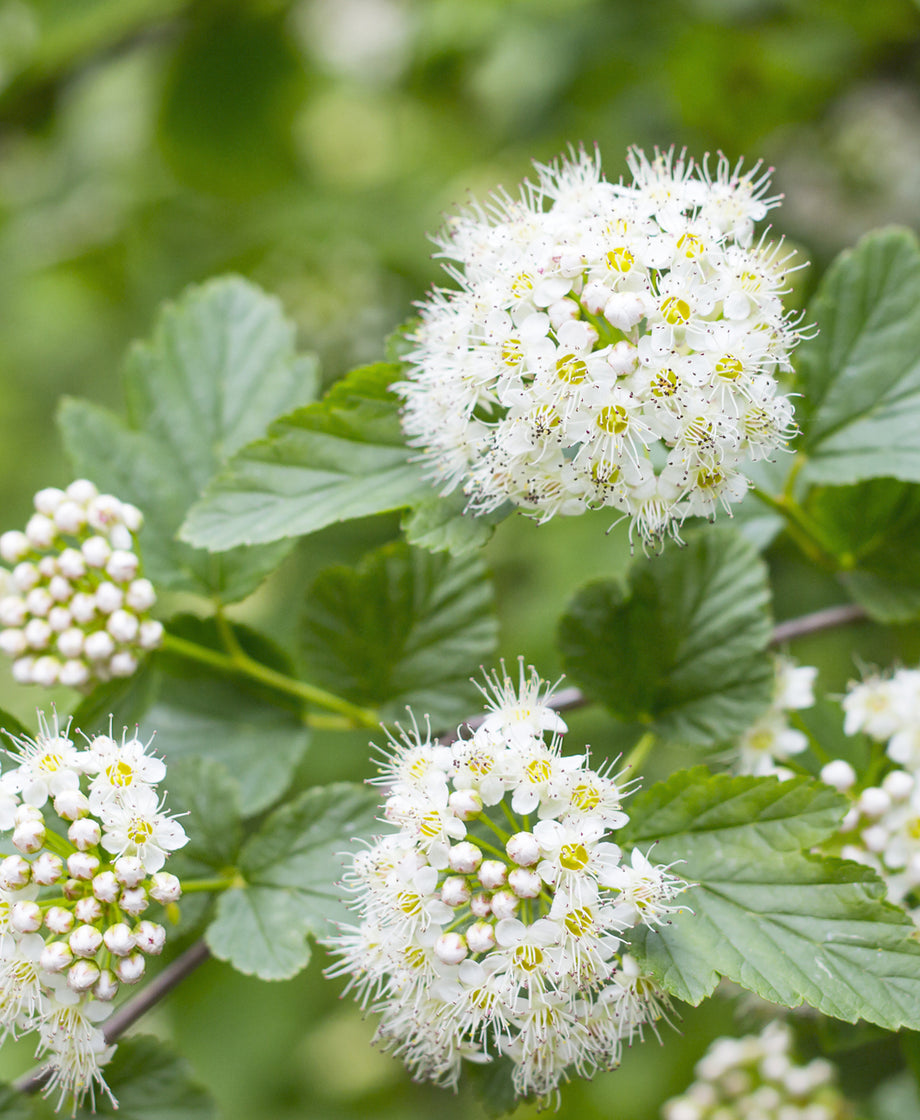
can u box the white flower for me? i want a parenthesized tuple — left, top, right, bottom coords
(734, 655, 816, 777)
(325, 664, 683, 1105)
(395, 146, 803, 547)
(98, 785, 188, 873)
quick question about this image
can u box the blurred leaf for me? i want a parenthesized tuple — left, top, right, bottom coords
(800, 478, 920, 622)
(400, 491, 497, 557)
(158, 10, 305, 199)
(301, 540, 497, 728)
(797, 228, 920, 486)
(180, 364, 432, 550)
(59, 277, 318, 602)
(164, 755, 242, 871)
(205, 782, 379, 980)
(0, 706, 32, 741)
(0, 1085, 28, 1120)
(73, 1034, 216, 1119)
(623, 769, 920, 1030)
(465, 1055, 525, 1117)
(69, 659, 160, 736)
(871, 1071, 920, 1120)
(557, 528, 773, 745)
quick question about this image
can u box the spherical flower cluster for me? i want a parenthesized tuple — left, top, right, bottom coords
(395, 146, 804, 546)
(0, 480, 162, 690)
(326, 664, 686, 1103)
(734, 657, 817, 778)
(662, 1021, 849, 1120)
(0, 712, 187, 1111)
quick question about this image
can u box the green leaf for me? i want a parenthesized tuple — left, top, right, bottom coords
(0, 1085, 29, 1120)
(164, 756, 242, 870)
(0, 706, 31, 741)
(58, 277, 319, 602)
(205, 782, 380, 980)
(796, 228, 920, 485)
(803, 478, 920, 622)
(557, 527, 773, 745)
(179, 363, 433, 550)
(300, 540, 498, 728)
(622, 769, 920, 1029)
(69, 659, 160, 736)
(400, 490, 497, 557)
(74, 1035, 216, 1119)
(147, 617, 310, 816)
(465, 1055, 526, 1117)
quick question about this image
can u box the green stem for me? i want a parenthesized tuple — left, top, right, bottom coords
(750, 487, 837, 570)
(469, 832, 509, 862)
(180, 874, 242, 894)
(623, 731, 656, 775)
(160, 632, 379, 728)
(788, 711, 831, 765)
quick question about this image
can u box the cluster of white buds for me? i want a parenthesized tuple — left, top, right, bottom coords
(734, 656, 817, 777)
(662, 1021, 848, 1120)
(0, 712, 188, 1111)
(395, 146, 804, 547)
(0, 480, 162, 689)
(326, 662, 685, 1104)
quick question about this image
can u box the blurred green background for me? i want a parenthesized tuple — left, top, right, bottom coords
(3, 0, 920, 1116)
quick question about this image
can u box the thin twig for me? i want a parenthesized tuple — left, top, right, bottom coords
(771, 603, 868, 645)
(15, 940, 211, 1095)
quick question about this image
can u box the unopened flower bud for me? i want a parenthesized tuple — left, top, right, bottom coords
(490, 890, 519, 920)
(469, 893, 492, 918)
(12, 562, 39, 592)
(69, 592, 96, 623)
(82, 536, 111, 569)
(149, 871, 181, 902)
(448, 789, 482, 820)
(126, 579, 156, 612)
(478, 860, 508, 890)
(441, 876, 471, 907)
(114, 952, 146, 984)
(65, 479, 97, 504)
(55, 789, 89, 820)
(84, 630, 115, 661)
(92, 871, 120, 902)
(508, 867, 542, 898)
(32, 852, 64, 885)
(48, 575, 72, 603)
(94, 970, 119, 1002)
(106, 550, 139, 583)
(69, 924, 103, 958)
(121, 504, 143, 533)
(67, 960, 101, 993)
(11, 900, 42, 933)
(103, 922, 136, 957)
(0, 530, 29, 564)
(448, 841, 483, 874)
(12, 818, 45, 853)
(47, 606, 72, 632)
(54, 502, 86, 535)
(94, 582, 123, 614)
(25, 587, 53, 617)
(883, 769, 914, 800)
(23, 618, 51, 649)
(74, 896, 103, 924)
(506, 831, 540, 867)
(120, 887, 148, 915)
(435, 932, 468, 965)
(0, 596, 26, 626)
(819, 760, 856, 792)
(466, 921, 497, 953)
(109, 651, 139, 678)
(58, 548, 86, 579)
(0, 629, 26, 657)
(45, 906, 75, 934)
(25, 513, 56, 549)
(138, 620, 164, 650)
(0, 854, 31, 889)
(135, 920, 166, 955)
(859, 788, 890, 817)
(56, 628, 84, 658)
(68, 818, 101, 850)
(60, 660, 90, 688)
(12, 656, 35, 683)
(31, 655, 61, 687)
(67, 852, 99, 880)
(63, 878, 84, 900)
(41, 941, 74, 973)
(115, 857, 145, 888)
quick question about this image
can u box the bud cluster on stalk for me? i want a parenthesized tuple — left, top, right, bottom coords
(0, 712, 188, 1111)
(0, 480, 162, 689)
(326, 662, 686, 1104)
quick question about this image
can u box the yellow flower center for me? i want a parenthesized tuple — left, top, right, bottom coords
(106, 760, 135, 787)
(527, 758, 552, 784)
(564, 907, 593, 937)
(556, 353, 588, 384)
(651, 369, 679, 398)
(596, 406, 630, 435)
(514, 945, 544, 971)
(676, 232, 704, 258)
(605, 247, 634, 273)
(127, 818, 154, 845)
(560, 843, 589, 871)
(661, 296, 690, 325)
(715, 355, 744, 380)
(571, 783, 601, 811)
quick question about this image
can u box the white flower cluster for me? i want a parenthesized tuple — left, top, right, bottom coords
(662, 1021, 848, 1120)
(0, 713, 188, 1111)
(0, 480, 163, 690)
(734, 657, 817, 778)
(326, 664, 685, 1103)
(841, 666, 920, 769)
(395, 146, 803, 546)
